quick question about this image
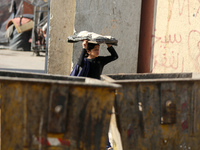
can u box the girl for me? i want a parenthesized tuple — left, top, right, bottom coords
(71, 40, 118, 80)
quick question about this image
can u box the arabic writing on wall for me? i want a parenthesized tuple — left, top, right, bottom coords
(151, 0, 200, 72)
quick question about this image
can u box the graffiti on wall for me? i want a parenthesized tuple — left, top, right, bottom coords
(152, 31, 184, 72)
(152, 0, 200, 72)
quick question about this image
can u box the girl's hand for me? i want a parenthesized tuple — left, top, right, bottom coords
(82, 40, 88, 49)
(106, 44, 112, 48)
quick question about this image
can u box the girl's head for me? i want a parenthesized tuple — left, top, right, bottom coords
(87, 43, 100, 58)
(87, 43, 99, 50)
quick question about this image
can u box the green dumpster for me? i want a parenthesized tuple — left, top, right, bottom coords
(101, 73, 200, 150)
(0, 71, 121, 150)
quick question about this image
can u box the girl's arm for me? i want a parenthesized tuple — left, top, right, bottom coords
(101, 45, 118, 65)
(107, 44, 118, 60)
(77, 40, 88, 67)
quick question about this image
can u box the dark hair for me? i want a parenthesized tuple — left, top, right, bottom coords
(87, 43, 99, 51)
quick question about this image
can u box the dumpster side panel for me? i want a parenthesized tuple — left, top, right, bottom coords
(1, 79, 117, 150)
(2, 82, 25, 150)
(24, 83, 51, 149)
(1, 81, 51, 150)
(114, 83, 141, 149)
(65, 86, 115, 150)
(114, 81, 200, 150)
(137, 83, 161, 149)
(160, 82, 200, 150)
(48, 85, 69, 133)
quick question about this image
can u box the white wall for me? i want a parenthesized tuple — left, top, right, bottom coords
(152, 0, 200, 73)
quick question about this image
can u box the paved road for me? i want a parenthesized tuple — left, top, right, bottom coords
(0, 49, 46, 73)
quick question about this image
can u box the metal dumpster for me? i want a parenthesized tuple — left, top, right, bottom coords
(101, 73, 200, 150)
(0, 71, 121, 150)
(104, 72, 200, 80)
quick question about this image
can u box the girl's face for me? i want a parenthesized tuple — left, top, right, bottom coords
(87, 45, 100, 58)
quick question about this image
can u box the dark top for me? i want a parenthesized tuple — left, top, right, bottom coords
(77, 46, 118, 79)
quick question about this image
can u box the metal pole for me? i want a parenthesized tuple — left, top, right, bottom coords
(45, 0, 50, 73)
(31, 6, 37, 51)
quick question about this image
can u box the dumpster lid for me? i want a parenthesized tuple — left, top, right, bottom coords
(101, 73, 200, 83)
(104, 72, 200, 80)
(0, 71, 121, 89)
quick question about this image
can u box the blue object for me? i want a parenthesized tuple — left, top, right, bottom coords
(106, 141, 112, 149)
(70, 58, 90, 77)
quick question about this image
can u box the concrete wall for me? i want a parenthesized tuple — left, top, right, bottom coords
(72, 0, 142, 74)
(47, 0, 75, 75)
(151, 0, 200, 73)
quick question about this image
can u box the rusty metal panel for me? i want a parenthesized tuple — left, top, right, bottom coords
(101, 74, 200, 150)
(48, 85, 69, 133)
(1, 81, 51, 150)
(160, 83, 177, 124)
(65, 86, 116, 150)
(0, 72, 120, 150)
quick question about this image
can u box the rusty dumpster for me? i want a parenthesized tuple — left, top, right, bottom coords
(101, 73, 200, 150)
(0, 70, 121, 150)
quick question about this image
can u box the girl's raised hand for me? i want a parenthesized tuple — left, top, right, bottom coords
(106, 44, 112, 48)
(82, 40, 88, 49)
